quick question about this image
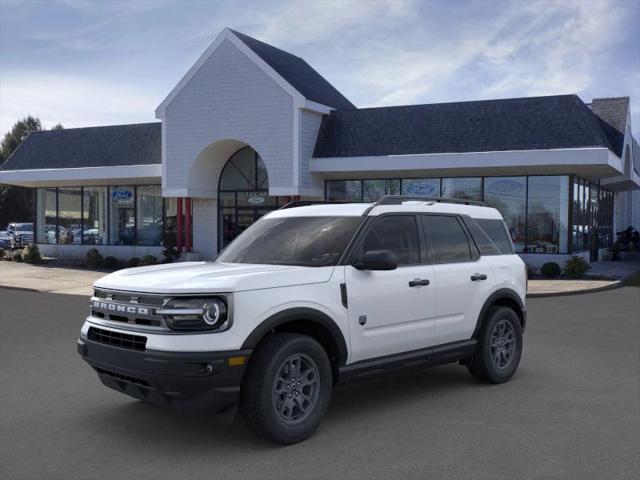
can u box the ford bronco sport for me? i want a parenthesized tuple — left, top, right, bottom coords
(78, 196, 526, 444)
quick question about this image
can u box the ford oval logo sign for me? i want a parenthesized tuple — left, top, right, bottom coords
(112, 189, 133, 200)
(247, 195, 266, 205)
(487, 180, 523, 195)
(404, 182, 439, 196)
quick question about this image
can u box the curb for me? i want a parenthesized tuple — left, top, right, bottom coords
(527, 280, 623, 298)
(0, 284, 42, 293)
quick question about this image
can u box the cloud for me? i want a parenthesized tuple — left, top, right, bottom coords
(249, 0, 412, 46)
(344, 0, 627, 108)
(0, 72, 157, 132)
(0, 0, 637, 138)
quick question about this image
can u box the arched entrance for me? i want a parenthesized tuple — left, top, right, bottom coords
(218, 146, 281, 248)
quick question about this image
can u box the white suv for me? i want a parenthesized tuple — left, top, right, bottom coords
(78, 196, 526, 444)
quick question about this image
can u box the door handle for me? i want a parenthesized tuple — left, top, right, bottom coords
(471, 273, 487, 281)
(409, 279, 430, 287)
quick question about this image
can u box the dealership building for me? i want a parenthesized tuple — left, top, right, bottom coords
(1, 28, 638, 268)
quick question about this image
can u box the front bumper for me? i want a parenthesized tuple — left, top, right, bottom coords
(78, 337, 252, 412)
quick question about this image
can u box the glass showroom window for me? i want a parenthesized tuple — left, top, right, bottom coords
(483, 177, 526, 253)
(82, 187, 107, 245)
(402, 178, 441, 197)
(526, 176, 569, 253)
(164, 197, 177, 247)
(362, 179, 400, 202)
(36, 188, 58, 244)
(57, 188, 82, 245)
(136, 185, 163, 246)
(441, 177, 482, 201)
(109, 186, 136, 245)
(326, 180, 362, 201)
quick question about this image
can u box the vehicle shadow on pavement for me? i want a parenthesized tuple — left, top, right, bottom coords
(82, 363, 484, 449)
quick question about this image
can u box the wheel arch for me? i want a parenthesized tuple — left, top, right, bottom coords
(241, 308, 349, 381)
(472, 288, 526, 338)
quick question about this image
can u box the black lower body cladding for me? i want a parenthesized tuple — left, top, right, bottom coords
(77, 337, 252, 412)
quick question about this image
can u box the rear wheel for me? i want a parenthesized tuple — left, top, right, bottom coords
(240, 333, 332, 444)
(468, 306, 522, 383)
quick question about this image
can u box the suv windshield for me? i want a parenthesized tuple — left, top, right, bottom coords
(216, 216, 361, 267)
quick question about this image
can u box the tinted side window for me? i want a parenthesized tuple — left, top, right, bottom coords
(476, 219, 514, 254)
(422, 215, 471, 263)
(360, 216, 420, 265)
(465, 219, 501, 256)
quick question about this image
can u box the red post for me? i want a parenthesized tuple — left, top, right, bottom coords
(185, 197, 192, 252)
(176, 197, 183, 252)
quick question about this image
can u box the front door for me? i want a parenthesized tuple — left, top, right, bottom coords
(345, 215, 436, 363)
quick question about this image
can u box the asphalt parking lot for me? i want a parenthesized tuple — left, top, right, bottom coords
(1, 286, 639, 480)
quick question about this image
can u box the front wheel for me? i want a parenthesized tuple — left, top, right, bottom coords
(239, 333, 332, 444)
(468, 306, 523, 384)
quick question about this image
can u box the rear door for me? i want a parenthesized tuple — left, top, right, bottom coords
(421, 215, 495, 345)
(345, 214, 436, 363)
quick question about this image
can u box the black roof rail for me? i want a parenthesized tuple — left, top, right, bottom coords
(373, 195, 487, 207)
(279, 200, 353, 210)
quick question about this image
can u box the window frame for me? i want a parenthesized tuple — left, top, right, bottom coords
(343, 213, 424, 267)
(420, 213, 480, 265)
(34, 184, 168, 247)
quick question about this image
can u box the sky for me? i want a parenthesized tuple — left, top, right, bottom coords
(1, 0, 639, 137)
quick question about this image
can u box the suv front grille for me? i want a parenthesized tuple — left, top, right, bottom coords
(88, 327, 147, 351)
(91, 289, 167, 330)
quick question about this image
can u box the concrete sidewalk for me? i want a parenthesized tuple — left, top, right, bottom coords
(1, 260, 638, 298)
(527, 279, 621, 297)
(0, 261, 104, 296)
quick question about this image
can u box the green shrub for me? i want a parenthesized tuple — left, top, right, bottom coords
(139, 254, 158, 266)
(22, 244, 42, 264)
(540, 261, 561, 278)
(127, 257, 140, 268)
(85, 248, 103, 268)
(564, 255, 590, 278)
(162, 231, 180, 263)
(0, 249, 5, 260)
(102, 256, 119, 270)
(12, 250, 24, 262)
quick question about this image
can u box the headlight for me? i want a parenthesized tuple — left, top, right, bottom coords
(157, 297, 229, 332)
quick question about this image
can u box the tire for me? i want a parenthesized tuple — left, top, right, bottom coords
(239, 333, 333, 444)
(468, 306, 523, 384)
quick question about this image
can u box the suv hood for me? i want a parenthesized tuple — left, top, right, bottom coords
(93, 262, 335, 294)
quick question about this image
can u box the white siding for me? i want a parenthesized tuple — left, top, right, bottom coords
(192, 198, 217, 258)
(298, 109, 324, 195)
(163, 39, 294, 195)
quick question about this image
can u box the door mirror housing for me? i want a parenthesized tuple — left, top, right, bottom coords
(354, 249, 398, 271)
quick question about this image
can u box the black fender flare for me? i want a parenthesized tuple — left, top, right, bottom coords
(241, 307, 349, 367)
(472, 288, 526, 338)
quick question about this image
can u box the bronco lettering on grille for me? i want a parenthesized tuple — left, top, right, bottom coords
(92, 301, 149, 315)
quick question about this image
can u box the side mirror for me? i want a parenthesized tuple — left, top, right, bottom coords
(354, 249, 398, 271)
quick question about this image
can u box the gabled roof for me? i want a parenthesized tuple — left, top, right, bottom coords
(229, 30, 355, 110)
(0, 123, 161, 171)
(156, 28, 355, 116)
(590, 97, 630, 157)
(313, 94, 616, 158)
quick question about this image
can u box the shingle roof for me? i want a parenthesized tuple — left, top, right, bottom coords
(313, 95, 617, 158)
(230, 29, 355, 110)
(0, 123, 161, 171)
(590, 97, 629, 157)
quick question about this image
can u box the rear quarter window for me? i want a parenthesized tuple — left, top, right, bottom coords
(467, 218, 514, 255)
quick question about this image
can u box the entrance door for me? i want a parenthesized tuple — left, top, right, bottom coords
(345, 214, 436, 363)
(217, 147, 278, 250)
